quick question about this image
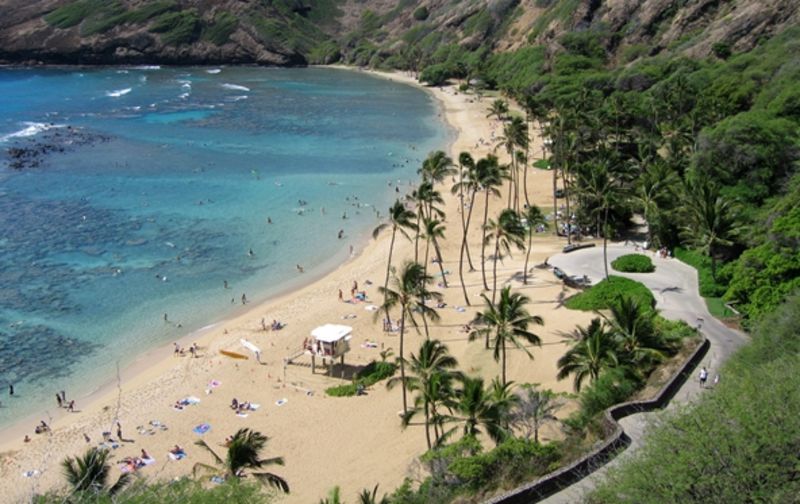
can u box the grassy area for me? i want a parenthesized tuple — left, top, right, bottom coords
(589, 295, 800, 502)
(611, 254, 655, 273)
(325, 360, 396, 397)
(673, 247, 738, 319)
(564, 276, 655, 311)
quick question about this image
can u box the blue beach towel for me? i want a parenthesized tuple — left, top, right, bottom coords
(193, 423, 211, 435)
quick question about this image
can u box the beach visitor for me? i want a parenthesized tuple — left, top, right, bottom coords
(261, 318, 267, 331)
(84, 433, 91, 443)
(224, 280, 229, 289)
(189, 345, 196, 358)
(699, 367, 708, 388)
(173, 342, 181, 356)
(56, 393, 62, 408)
(241, 293, 247, 305)
(24, 435, 31, 443)
(116, 422, 123, 440)
(9, 383, 13, 396)
(67, 400, 75, 412)
(141, 449, 150, 459)
(60, 390, 66, 403)
(713, 373, 720, 387)
(338, 289, 343, 302)
(296, 264, 304, 273)
(164, 313, 168, 322)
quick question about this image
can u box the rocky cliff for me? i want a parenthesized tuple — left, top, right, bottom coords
(0, 0, 797, 66)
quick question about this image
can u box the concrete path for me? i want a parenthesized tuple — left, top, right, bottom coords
(536, 243, 748, 503)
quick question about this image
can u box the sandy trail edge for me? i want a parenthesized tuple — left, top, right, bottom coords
(0, 67, 592, 504)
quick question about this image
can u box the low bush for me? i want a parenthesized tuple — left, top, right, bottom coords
(150, 10, 201, 46)
(571, 368, 640, 428)
(325, 361, 396, 397)
(611, 254, 655, 273)
(564, 276, 655, 311)
(674, 247, 728, 297)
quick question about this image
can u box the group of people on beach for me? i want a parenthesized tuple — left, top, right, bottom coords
(173, 342, 199, 357)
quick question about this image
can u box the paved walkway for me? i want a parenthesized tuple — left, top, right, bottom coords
(537, 243, 748, 503)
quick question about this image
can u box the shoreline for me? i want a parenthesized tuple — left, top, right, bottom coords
(0, 65, 593, 503)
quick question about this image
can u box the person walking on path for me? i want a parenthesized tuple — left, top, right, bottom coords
(713, 373, 720, 387)
(699, 367, 708, 388)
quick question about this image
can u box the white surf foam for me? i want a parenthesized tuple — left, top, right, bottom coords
(228, 95, 248, 102)
(0, 122, 65, 143)
(179, 92, 190, 99)
(106, 88, 132, 98)
(206, 69, 222, 74)
(222, 83, 250, 92)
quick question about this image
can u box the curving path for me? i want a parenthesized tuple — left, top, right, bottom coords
(533, 243, 748, 503)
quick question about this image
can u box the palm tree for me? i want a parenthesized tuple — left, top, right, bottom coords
(452, 152, 478, 305)
(680, 175, 743, 280)
(422, 216, 448, 288)
(603, 296, 670, 371)
(451, 375, 510, 443)
(511, 384, 562, 443)
(475, 154, 506, 291)
(379, 261, 439, 413)
(373, 200, 417, 320)
(194, 428, 288, 493)
(390, 339, 460, 449)
(62, 448, 132, 497)
(470, 286, 543, 385)
(522, 204, 547, 285)
(358, 484, 390, 504)
(496, 116, 528, 211)
(487, 99, 509, 121)
(319, 486, 342, 504)
(410, 180, 445, 262)
(419, 150, 455, 186)
(484, 209, 526, 302)
(557, 318, 619, 392)
(488, 377, 520, 432)
(631, 154, 678, 246)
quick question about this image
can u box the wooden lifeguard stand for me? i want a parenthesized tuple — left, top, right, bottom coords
(305, 324, 352, 375)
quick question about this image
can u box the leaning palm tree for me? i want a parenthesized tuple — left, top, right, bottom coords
(390, 339, 460, 449)
(496, 116, 528, 211)
(358, 484, 390, 504)
(422, 216, 448, 288)
(470, 286, 543, 385)
(379, 261, 438, 414)
(522, 204, 547, 285)
(373, 200, 417, 318)
(194, 428, 289, 493)
(556, 318, 619, 392)
(483, 209, 526, 302)
(475, 154, 506, 291)
(62, 447, 132, 497)
(452, 151, 478, 305)
(411, 180, 445, 262)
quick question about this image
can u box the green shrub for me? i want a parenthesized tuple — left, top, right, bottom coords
(573, 368, 640, 426)
(611, 254, 655, 273)
(203, 12, 237, 45)
(419, 63, 451, 86)
(150, 10, 200, 46)
(44, 0, 104, 29)
(565, 276, 655, 311)
(413, 6, 429, 21)
(325, 360, 396, 397)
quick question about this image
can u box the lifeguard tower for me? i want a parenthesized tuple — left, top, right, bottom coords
(286, 324, 352, 375)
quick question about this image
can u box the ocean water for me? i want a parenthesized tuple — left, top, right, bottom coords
(0, 66, 450, 427)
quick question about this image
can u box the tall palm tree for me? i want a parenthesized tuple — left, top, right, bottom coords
(475, 155, 506, 291)
(452, 152, 478, 305)
(451, 375, 510, 443)
(631, 153, 678, 246)
(62, 448, 132, 497)
(194, 428, 288, 493)
(522, 204, 547, 285)
(603, 296, 670, 371)
(419, 150, 455, 186)
(373, 200, 417, 319)
(496, 116, 528, 212)
(680, 175, 743, 280)
(390, 339, 460, 449)
(379, 261, 439, 414)
(557, 318, 619, 392)
(488, 377, 520, 433)
(511, 384, 562, 443)
(470, 286, 543, 385)
(484, 209, 526, 302)
(411, 180, 445, 262)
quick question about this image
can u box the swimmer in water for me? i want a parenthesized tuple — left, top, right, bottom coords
(248, 248, 254, 257)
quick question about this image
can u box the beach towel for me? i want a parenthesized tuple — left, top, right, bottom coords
(236, 412, 249, 418)
(364, 304, 378, 312)
(22, 470, 40, 478)
(361, 341, 378, 349)
(168, 451, 187, 461)
(193, 423, 211, 435)
(275, 398, 287, 406)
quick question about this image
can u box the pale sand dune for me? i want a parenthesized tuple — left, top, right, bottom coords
(0, 69, 595, 503)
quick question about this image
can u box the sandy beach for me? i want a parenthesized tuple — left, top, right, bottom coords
(0, 67, 595, 503)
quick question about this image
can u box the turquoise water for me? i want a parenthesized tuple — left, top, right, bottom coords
(0, 66, 450, 426)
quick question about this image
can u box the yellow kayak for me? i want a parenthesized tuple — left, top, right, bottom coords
(220, 349, 249, 360)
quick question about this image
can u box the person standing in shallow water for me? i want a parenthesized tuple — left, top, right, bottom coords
(241, 293, 247, 305)
(8, 384, 13, 396)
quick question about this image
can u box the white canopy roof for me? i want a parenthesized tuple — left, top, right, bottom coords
(311, 324, 352, 343)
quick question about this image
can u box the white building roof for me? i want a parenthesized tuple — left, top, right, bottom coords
(311, 324, 352, 343)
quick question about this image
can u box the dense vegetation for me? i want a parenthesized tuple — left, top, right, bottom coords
(611, 254, 654, 273)
(564, 276, 654, 311)
(325, 360, 397, 397)
(589, 295, 800, 502)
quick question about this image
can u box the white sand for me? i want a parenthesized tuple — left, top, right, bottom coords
(0, 68, 595, 503)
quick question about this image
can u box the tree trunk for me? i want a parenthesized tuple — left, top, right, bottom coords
(603, 206, 610, 280)
(492, 238, 500, 304)
(413, 211, 422, 263)
(458, 233, 470, 306)
(501, 336, 507, 386)
(383, 226, 397, 320)
(424, 398, 432, 450)
(422, 238, 431, 340)
(523, 154, 530, 208)
(552, 162, 558, 237)
(523, 231, 532, 284)
(399, 311, 407, 414)
(481, 190, 491, 291)
(433, 237, 447, 288)
(465, 190, 477, 271)
(564, 168, 572, 245)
